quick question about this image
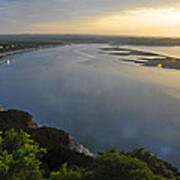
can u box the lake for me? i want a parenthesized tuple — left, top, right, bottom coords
(1, 44, 180, 167)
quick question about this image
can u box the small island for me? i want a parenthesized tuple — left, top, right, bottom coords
(100, 47, 180, 70)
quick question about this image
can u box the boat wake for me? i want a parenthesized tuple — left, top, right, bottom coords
(74, 48, 95, 60)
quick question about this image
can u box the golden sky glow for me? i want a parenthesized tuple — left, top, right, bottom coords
(1, 0, 180, 37)
(32, 8, 180, 37)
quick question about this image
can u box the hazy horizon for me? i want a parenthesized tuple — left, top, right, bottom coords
(1, 0, 180, 37)
(1, 33, 180, 39)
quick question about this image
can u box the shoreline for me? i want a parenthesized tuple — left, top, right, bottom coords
(0, 107, 94, 158)
(0, 48, 39, 66)
(0, 44, 65, 65)
(0, 48, 37, 59)
(100, 47, 180, 70)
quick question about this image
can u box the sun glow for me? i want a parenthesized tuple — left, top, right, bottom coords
(103, 8, 180, 26)
(93, 8, 180, 36)
(32, 8, 180, 37)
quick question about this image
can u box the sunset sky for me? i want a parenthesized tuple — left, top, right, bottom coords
(1, 0, 180, 37)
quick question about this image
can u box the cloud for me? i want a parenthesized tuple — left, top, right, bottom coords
(30, 7, 180, 37)
(0, 0, 180, 35)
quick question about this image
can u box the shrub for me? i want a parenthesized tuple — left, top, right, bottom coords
(49, 163, 83, 180)
(92, 151, 167, 180)
(0, 129, 46, 180)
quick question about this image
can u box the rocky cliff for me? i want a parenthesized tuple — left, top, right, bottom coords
(0, 109, 94, 171)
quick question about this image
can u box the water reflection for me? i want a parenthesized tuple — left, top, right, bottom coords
(0, 57, 16, 66)
(0, 104, 3, 111)
(0, 44, 180, 168)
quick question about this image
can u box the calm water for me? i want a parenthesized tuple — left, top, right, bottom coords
(1, 44, 180, 167)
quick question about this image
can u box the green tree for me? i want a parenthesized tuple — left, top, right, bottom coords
(49, 163, 83, 180)
(92, 150, 167, 180)
(0, 129, 46, 180)
(128, 148, 178, 179)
